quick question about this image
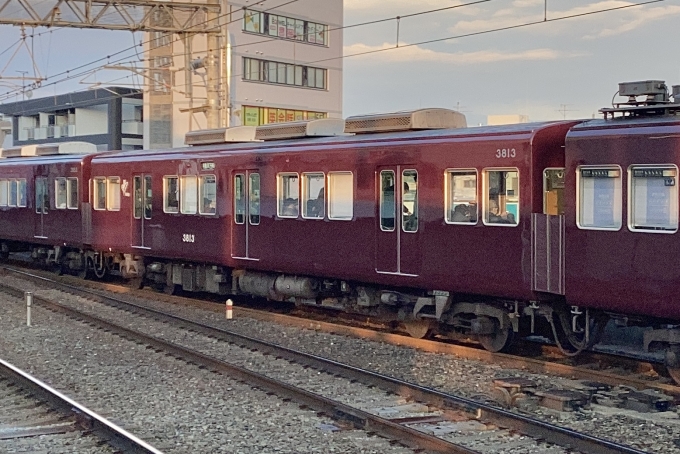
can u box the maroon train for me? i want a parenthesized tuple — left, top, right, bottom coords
(2, 80, 680, 380)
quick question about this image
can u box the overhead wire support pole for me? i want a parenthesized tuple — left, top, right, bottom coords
(0, 1, 220, 33)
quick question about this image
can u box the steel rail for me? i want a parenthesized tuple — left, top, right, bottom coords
(0, 357, 164, 454)
(0, 268, 651, 454)
(0, 281, 477, 454)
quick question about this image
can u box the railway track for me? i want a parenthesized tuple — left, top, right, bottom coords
(0, 356, 162, 453)
(0, 267, 656, 454)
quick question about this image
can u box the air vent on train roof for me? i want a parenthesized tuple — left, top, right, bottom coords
(344, 108, 467, 134)
(255, 118, 346, 141)
(1, 141, 98, 158)
(185, 126, 260, 146)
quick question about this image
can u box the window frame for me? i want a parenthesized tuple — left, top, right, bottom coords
(163, 175, 180, 214)
(17, 179, 27, 207)
(249, 173, 261, 225)
(328, 171, 354, 221)
(301, 172, 325, 219)
(107, 176, 121, 211)
(93, 177, 107, 211)
(380, 170, 396, 232)
(8, 179, 17, 207)
(55, 177, 68, 209)
(401, 169, 418, 233)
(0, 179, 8, 207)
(444, 168, 478, 225)
(180, 175, 198, 215)
(198, 174, 217, 216)
(67, 177, 78, 210)
(627, 164, 678, 234)
(576, 165, 623, 231)
(277, 172, 300, 218)
(482, 167, 520, 227)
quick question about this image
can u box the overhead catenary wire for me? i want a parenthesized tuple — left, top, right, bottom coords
(0, 0, 669, 105)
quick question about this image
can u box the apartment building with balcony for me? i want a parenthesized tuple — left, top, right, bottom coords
(145, 0, 343, 148)
(0, 87, 143, 151)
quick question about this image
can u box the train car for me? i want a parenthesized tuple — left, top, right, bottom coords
(0, 142, 97, 272)
(563, 80, 680, 379)
(85, 110, 578, 353)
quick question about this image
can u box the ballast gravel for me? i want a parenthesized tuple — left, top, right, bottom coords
(4, 274, 680, 453)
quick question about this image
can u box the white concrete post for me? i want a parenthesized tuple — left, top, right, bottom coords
(25, 291, 32, 326)
(226, 299, 233, 320)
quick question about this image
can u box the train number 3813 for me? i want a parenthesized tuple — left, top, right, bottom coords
(496, 148, 516, 158)
(182, 234, 195, 243)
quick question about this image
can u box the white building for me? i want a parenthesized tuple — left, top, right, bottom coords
(145, 0, 343, 149)
(486, 115, 529, 126)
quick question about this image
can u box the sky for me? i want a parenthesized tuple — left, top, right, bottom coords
(0, 0, 678, 127)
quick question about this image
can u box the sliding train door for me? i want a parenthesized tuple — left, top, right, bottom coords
(231, 170, 260, 261)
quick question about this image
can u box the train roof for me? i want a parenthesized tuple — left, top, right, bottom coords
(93, 120, 574, 163)
(569, 112, 680, 137)
(0, 152, 95, 166)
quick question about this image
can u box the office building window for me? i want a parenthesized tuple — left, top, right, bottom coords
(243, 9, 328, 46)
(243, 58, 327, 90)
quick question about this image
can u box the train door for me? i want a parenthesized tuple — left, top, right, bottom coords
(531, 168, 565, 294)
(34, 176, 48, 239)
(375, 166, 420, 276)
(231, 170, 260, 261)
(131, 174, 152, 249)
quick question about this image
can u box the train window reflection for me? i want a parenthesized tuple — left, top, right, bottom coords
(302, 172, 324, 219)
(108, 177, 121, 211)
(402, 170, 418, 232)
(380, 171, 395, 231)
(94, 177, 107, 211)
(8, 180, 17, 207)
(328, 172, 353, 220)
(144, 176, 152, 220)
(277, 173, 299, 218)
(180, 176, 198, 214)
(446, 170, 477, 224)
(577, 166, 622, 230)
(164, 176, 179, 213)
(249, 173, 261, 225)
(133, 176, 142, 219)
(484, 169, 518, 226)
(629, 165, 678, 233)
(199, 175, 217, 215)
(55, 178, 67, 209)
(234, 174, 245, 224)
(18, 180, 26, 207)
(0, 179, 7, 207)
(67, 178, 78, 210)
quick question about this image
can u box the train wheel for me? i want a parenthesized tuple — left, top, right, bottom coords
(478, 324, 514, 353)
(665, 347, 680, 385)
(78, 258, 93, 280)
(129, 277, 144, 290)
(403, 319, 432, 339)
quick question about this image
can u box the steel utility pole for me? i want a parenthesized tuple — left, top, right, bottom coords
(0, 0, 225, 128)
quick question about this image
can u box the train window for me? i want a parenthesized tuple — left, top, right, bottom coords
(328, 172, 353, 220)
(18, 180, 26, 207)
(277, 173, 299, 218)
(163, 176, 179, 213)
(483, 169, 519, 226)
(94, 177, 107, 211)
(180, 176, 198, 214)
(8, 180, 17, 207)
(55, 178, 67, 209)
(0, 179, 7, 207)
(199, 175, 217, 215)
(402, 170, 418, 232)
(302, 172, 325, 219)
(35, 177, 48, 214)
(249, 173, 261, 225)
(628, 165, 678, 233)
(445, 170, 478, 224)
(234, 174, 245, 224)
(543, 168, 565, 215)
(577, 166, 622, 230)
(67, 178, 78, 209)
(107, 177, 121, 211)
(380, 171, 395, 231)
(144, 175, 152, 219)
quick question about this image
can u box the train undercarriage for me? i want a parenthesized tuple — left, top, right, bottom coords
(3, 238, 680, 383)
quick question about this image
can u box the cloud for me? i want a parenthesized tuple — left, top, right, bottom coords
(343, 42, 585, 64)
(448, 1, 680, 37)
